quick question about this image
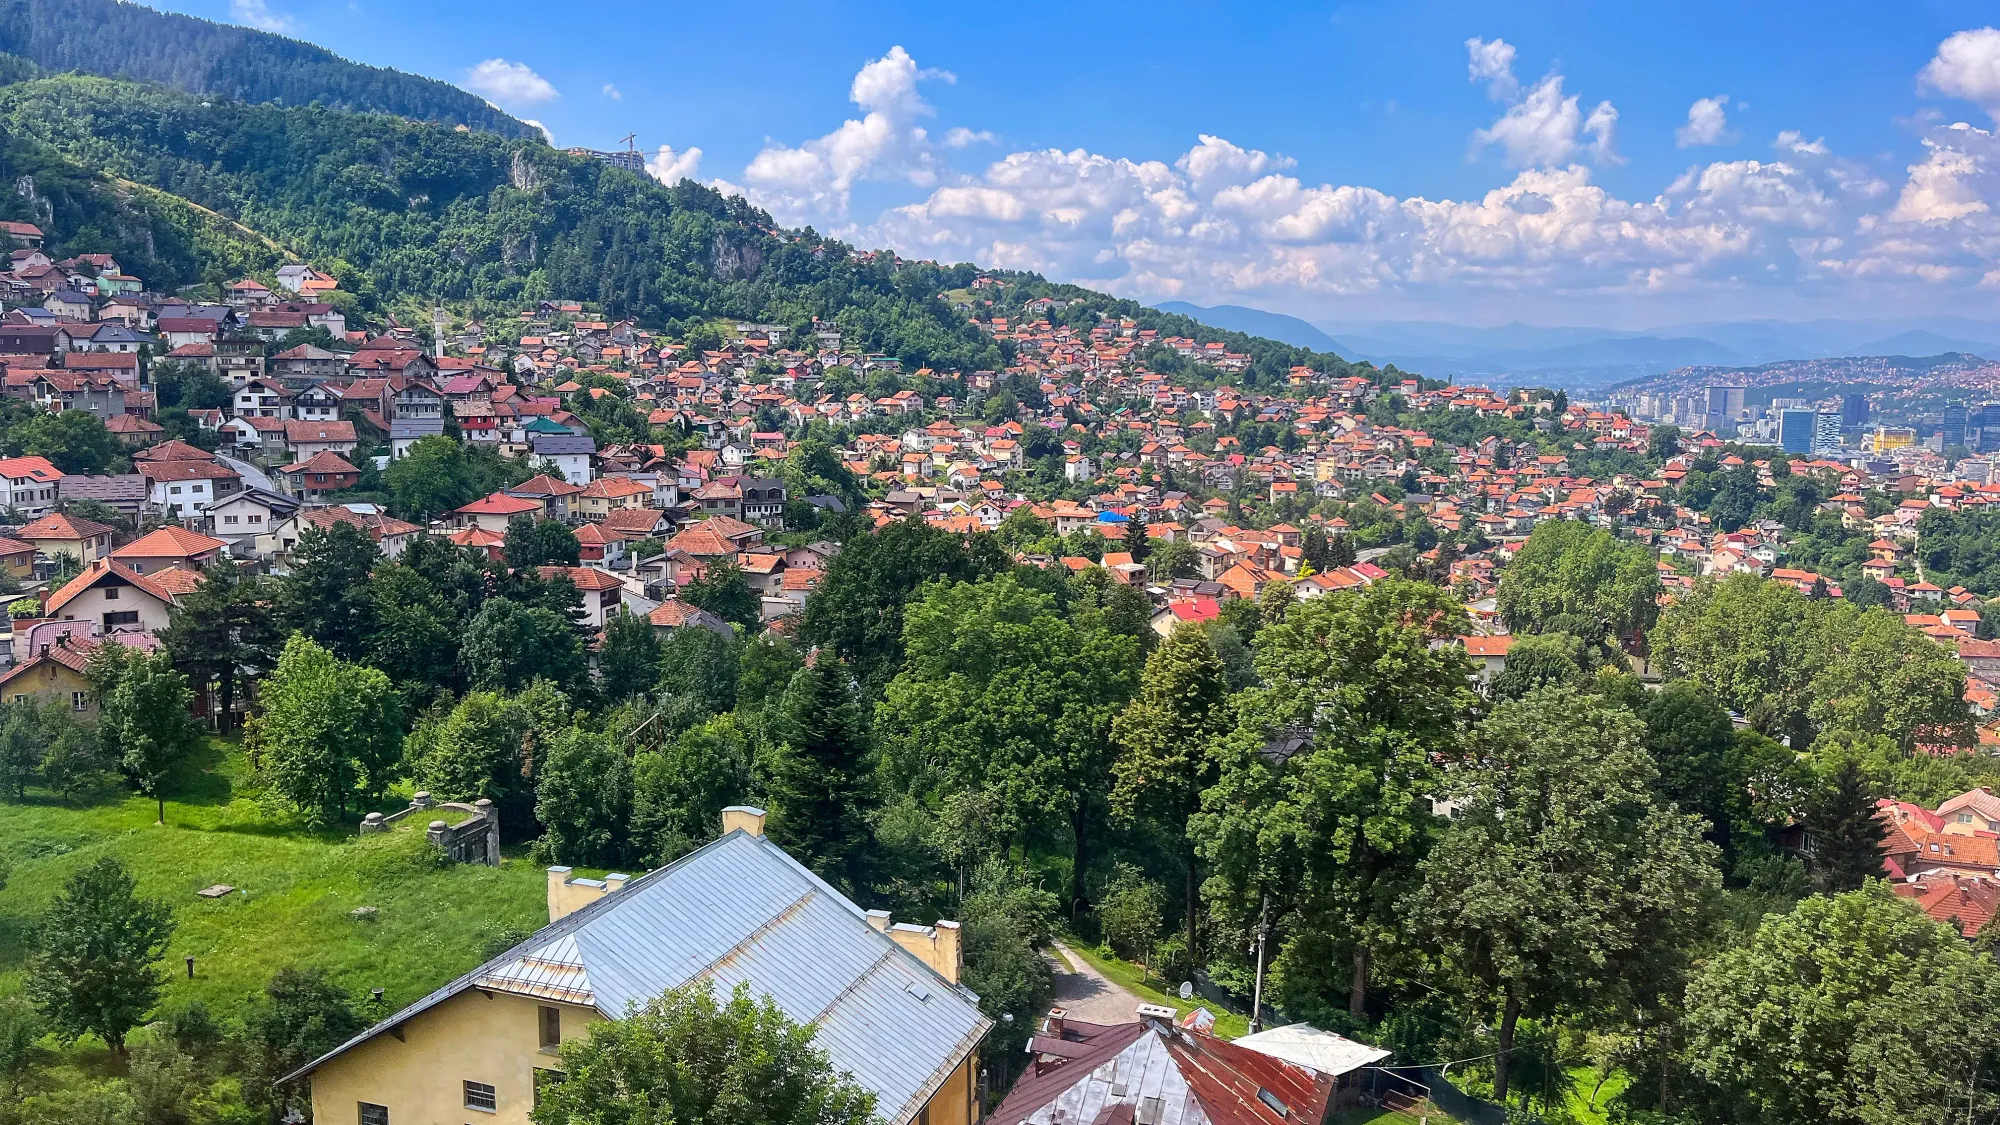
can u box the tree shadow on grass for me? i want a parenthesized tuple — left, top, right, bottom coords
(164, 739, 235, 807)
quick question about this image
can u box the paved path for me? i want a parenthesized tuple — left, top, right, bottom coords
(217, 453, 276, 493)
(1045, 941, 1144, 1025)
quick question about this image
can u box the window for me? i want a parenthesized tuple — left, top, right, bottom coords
(358, 1104, 388, 1125)
(463, 1081, 496, 1113)
(224, 515, 239, 526)
(103, 587, 119, 600)
(1961, 812, 1976, 824)
(251, 515, 264, 524)
(104, 611, 139, 626)
(169, 485, 181, 495)
(538, 1006, 561, 1052)
(71, 691, 87, 711)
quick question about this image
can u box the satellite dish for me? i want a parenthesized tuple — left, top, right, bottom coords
(1178, 981, 1194, 1000)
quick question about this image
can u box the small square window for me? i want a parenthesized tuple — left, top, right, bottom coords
(538, 1005, 561, 1052)
(463, 1081, 496, 1113)
(358, 1103, 388, 1125)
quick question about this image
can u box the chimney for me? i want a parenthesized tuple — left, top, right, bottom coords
(1045, 1006, 1069, 1041)
(604, 872, 630, 894)
(546, 866, 611, 922)
(887, 920, 963, 984)
(865, 909, 892, 932)
(721, 805, 767, 837)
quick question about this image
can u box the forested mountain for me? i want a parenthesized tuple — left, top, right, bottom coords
(0, 72, 1365, 382)
(0, 115, 286, 289)
(0, 0, 534, 138)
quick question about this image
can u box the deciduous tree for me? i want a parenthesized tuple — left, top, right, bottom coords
(1684, 883, 2000, 1125)
(252, 635, 403, 825)
(531, 982, 876, 1125)
(1415, 690, 1719, 1102)
(26, 857, 173, 1056)
(89, 644, 203, 825)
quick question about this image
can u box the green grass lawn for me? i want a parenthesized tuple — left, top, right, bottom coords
(0, 740, 548, 1025)
(1058, 939, 1252, 1040)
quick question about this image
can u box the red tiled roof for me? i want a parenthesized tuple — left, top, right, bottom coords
(110, 526, 227, 559)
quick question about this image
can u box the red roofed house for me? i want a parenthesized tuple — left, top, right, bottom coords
(991, 1010, 1348, 1125)
(454, 492, 543, 534)
(279, 451, 360, 499)
(44, 558, 200, 635)
(1461, 634, 1514, 685)
(0, 454, 64, 517)
(138, 457, 240, 519)
(1150, 596, 1220, 638)
(17, 511, 117, 564)
(0, 626, 159, 714)
(109, 526, 227, 575)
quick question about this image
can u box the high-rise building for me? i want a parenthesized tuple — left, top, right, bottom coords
(1942, 404, 1969, 449)
(1841, 394, 1869, 429)
(1812, 411, 1843, 455)
(1780, 409, 1817, 454)
(1705, 385, 1746, 432)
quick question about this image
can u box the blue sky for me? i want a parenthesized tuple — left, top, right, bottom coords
(164, 2, 2000, 326)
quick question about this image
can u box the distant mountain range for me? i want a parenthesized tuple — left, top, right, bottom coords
(1155, 302, 2000, 390)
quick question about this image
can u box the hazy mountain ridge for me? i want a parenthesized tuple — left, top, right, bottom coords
(1153, 302, 2000, 390)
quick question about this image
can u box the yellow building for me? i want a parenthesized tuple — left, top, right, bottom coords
(1866, 426, 1917, 453)
(289, 808, 990, 1125)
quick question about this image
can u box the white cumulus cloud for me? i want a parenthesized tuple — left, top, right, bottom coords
(602, 83, 623, 101)
(739, 45, 960, 222)
(1921, 28, 2000, 119)
(231, 0, 294, 33)
(1465, 40, 1619, 168)
(1465, 37, 1519, 99)
(648, 144, 703, 185)
(463, 59, 559, 107)
(521, 119, 554, 145)
(1676, 95, 1735, 147)
(944, 127, 997, 148)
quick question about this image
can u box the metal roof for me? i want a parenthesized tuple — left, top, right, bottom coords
(286, 829, 991, 1125)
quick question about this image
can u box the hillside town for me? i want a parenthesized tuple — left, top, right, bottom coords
(8, 234, 2000, 741)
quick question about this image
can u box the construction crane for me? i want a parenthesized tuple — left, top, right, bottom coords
(619, 132, 638, 155)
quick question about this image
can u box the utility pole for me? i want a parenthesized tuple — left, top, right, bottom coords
(1248, 892, 1270, 1033)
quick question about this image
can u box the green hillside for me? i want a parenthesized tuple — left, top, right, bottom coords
(0, 121, 288, 290)
(0, 0, 534, 137)
(0, 71, 1365, 383)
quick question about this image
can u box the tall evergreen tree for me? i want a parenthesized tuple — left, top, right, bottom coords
(276, 522, 380, 661)
(1804, 757, 1886, 894)
(1110, 624, 1233, 952)
(768, 657, 875, 890)
(160, 562, 281, 731)
(1120, 515, 1149, 562)
(598, 609, 662, 703)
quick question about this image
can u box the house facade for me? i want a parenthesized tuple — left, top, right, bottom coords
(288, 809, 988, 1125)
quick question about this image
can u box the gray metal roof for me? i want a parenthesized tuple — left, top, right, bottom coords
(531, 434, 597, 456)
(287, 829, 991, 1125)
(388, 418, 444, 440)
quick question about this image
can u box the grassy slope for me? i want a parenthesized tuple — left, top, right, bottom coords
(0, 742, 546, 1024)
